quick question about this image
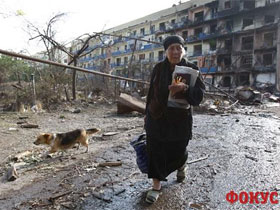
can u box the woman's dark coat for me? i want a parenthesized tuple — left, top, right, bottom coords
(145, 58, 205, 181)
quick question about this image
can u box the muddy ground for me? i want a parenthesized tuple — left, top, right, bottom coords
(0, 101, 280, 210)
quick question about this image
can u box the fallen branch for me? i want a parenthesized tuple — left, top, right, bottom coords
(98, 161, 122, 167)
(12, 84, 24, 90)
(20, 123, 39, 128)
(187, 155, 209, 164)
(48, 190, 72, 203)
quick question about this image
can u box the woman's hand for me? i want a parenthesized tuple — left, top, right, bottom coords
(168, 82, 188, 96)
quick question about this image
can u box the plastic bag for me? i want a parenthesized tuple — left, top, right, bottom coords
(130, 133, 148, 174)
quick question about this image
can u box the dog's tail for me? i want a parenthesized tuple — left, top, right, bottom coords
(86, 128, 100, 135)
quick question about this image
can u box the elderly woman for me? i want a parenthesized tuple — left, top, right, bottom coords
(144, 35, 205, 203)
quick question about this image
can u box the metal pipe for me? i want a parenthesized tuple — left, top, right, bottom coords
(0, 49, 149, 85)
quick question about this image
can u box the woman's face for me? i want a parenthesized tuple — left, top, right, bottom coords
(166, 43, 185, 65)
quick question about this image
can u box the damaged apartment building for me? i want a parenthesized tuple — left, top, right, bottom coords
(71, 0, 280, 91)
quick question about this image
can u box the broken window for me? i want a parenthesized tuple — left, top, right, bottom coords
(224, 55, 231, 67)
(159, 22, 166, 31)
(239, 73, 250, 85)
(209, 39, 216, 51)
(211, 8, 218, 18)
(194, 27, 203, 36)
(194, 44, 202, 56)
(263, 53, 273, 66)
(264, 15, 274, 23)
(224, 1, 231, 9)
(263, 32, 274, 47)
(243, 0, 255, 9)
(129, 43, 135, 50)
(116, 58, 121, 66)
(159, 36, 163, 42)
(225, 39, 233, 50)
(171, 19, 176, 25)
(226, 20, 233, 31)
(223, 76, 231, 87)
(149, 52, 154, 61)
(241, 36, 253, 50)
(158, 51, 164, 61)
(139, 54, 145, 60)
(210, 24, 217, 33)
(243, 18, 253, 28)
(140, 28, 145, 35)
(124, 57, 128, 64)
(150, 25, 155, 33)
(241, 54, 253, 68)
(182, 30, 188, 40)
(194, 11, 204, 22)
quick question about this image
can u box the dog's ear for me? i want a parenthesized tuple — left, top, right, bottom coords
(43, 133, 51, 138)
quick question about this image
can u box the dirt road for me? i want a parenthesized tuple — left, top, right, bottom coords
(0, 102, 279, 210)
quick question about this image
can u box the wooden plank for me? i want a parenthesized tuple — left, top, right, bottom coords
(117, 93, 145, 114)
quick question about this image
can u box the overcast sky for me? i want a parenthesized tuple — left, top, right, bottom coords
(0, 0, 183, 55)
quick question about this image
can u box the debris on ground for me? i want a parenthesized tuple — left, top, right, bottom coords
(117, 93, 145, 114)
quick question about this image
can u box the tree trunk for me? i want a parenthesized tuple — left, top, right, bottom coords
(124, 39, 137, 92)
(72, 59, 77, 100)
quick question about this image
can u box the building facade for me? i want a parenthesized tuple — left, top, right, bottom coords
(72, 0, 280, 91)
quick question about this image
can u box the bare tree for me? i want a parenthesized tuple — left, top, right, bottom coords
(26, 13, 114, 100)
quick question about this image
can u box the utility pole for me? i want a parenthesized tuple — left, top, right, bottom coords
(276, 18, 280, 91)
(30, 74, 36, 105)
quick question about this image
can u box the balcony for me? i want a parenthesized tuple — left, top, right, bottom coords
(112, 51, 122, 56)
(218, 6, 240, 18)
(200, 67, 217, 73)
(113, 38, 123, 44)
(254, 64, 276, 72)
(186, 32, 221, 43)
(78, 56, 92, 63)
(217, 48, 232, 54)
(266, 0, 280, 6)
(194, 16, 204, 24)
(241, 43, 253, 51)
(143, 44, 153, 50)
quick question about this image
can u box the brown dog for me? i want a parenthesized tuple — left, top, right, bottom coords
(34, 128, 100, 153)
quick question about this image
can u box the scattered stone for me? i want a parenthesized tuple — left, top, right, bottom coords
(72, 108, 81, 113)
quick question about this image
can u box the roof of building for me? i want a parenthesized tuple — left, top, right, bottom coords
(105, 0, 214, 33)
